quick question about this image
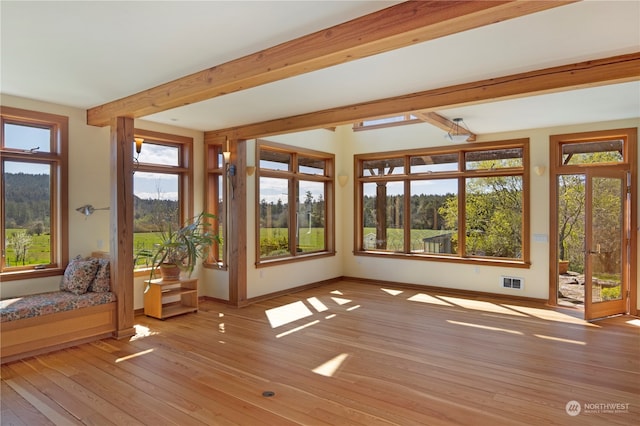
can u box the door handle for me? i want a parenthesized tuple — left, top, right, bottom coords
(588, 243, 601, 255)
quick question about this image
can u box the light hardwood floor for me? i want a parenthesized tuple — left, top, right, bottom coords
(2, 280, 639, 425)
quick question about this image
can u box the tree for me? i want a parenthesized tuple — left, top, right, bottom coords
(557, 174, 585, 263)
(440, 174, 522, 258)
(29, 221, 45, 236)
(8, 230, 32, 266)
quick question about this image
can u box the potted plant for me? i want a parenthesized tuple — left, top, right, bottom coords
(148, 212, 220, 287)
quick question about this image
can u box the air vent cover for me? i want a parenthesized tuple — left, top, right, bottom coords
(501, 276, 523, 290)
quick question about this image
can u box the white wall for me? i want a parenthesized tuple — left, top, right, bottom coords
(1, 95, 110, 298)
(241, 129, 345, 299)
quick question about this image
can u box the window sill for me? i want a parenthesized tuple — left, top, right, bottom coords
(0, 267, 65, 282)
(354, 251, 531, 268)
(256, 251, 336, 268)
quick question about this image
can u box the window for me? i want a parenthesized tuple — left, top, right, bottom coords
(356, 139, 529, 266)
(1, 107, 68, 278)
(257, 140, 334, 264)
(132, 130, 193, 270)
(353, 114, 420, 131)
(204, 142, 225, 266)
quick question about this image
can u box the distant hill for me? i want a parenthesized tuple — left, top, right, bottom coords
(4, 172, 50, 228)
(5, 172, 178, 231)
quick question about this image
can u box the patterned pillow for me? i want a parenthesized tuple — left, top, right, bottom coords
(88, 258, 111, 292)
(60, 257, 99, 295)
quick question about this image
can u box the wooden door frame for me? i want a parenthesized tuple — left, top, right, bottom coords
(549, 128, 637, 317)
(584, 169, 629, 320)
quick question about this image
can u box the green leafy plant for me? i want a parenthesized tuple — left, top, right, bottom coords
(148, 212, 220, 287)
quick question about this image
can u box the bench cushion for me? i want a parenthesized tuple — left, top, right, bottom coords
(0, 291, 116, 323)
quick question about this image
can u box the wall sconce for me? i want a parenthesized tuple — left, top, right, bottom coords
(444, 118, 472, 143)
(133, 137, 144, 165)
(534, 165, 546, 176)
(76, 204, 109, 217)
(223, 151, 236, 176)
(246, 166, 256, 176)
(338, 174, 349, 187)
(223, 138, 236, 198)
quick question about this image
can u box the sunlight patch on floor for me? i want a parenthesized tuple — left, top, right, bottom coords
(440, 297, 528, 316)
(502, 304, 596, 326)
(408, 293, 453, 306)
(381, 288, 404, 296)
(626, 319, 640, 327)
(276, 320, 320, 338)
(130, 324, 159, 341)
(265, 301, 313, 328)
(332, 297, 352, 306)
(330, 290, 343, 295)
(115, 348, 154, 363)
(346, 305, 360, 311)
(307, 297, 328, 312)
(447, 320, 523, 335)
(313, 353, 350, 377)
(534, 334, 586, 345)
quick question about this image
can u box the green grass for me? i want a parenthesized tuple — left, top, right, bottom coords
(5, 227, 454, 267)
(363, 227, 455, 252)
(4, 230, 164, 268)
(4, 229, 51, 267)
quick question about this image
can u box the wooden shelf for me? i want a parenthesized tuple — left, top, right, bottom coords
(144, 278, 198, 320)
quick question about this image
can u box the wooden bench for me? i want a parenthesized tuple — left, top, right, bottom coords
(0, 252, 117, 364)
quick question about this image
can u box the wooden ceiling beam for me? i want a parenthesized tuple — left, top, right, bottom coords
(87, 0, 573, 127)
(414, 112, 477, 142)
(204, 52, 640, 141)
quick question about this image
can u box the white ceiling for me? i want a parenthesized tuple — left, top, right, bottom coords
(1, 1, 639, 135)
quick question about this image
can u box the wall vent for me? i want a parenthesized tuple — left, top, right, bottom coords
(501, 276, 523, 290)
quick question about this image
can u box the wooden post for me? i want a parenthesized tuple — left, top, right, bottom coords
(228, 138, 248, 306)
(110, 117, 135, 338)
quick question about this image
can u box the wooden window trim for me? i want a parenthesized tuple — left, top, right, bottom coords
(204, 141, 225, 268)
(256, 140, 335, 266)
(1, 106, 68, 280)
(354, 139, 530, 267)
(548, 128, 637, 311)
(132, 129, 193, 275)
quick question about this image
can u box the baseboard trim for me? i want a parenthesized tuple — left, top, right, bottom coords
(188, 275, 548, 309)
(341, 276, 548, 305)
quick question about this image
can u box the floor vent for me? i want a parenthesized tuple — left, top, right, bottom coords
(501, 276, 523, 290)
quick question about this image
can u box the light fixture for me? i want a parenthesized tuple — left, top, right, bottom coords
(246, 166, 256, 176)
(223, 137, 236, 176)
(223, 137, 236, 198)
(444, 118, 471, 143)
(133, 137, 144, 165)
(534, 165, 546, 176)
(76, 204, 109, 217)
(338, 174, 349, 187)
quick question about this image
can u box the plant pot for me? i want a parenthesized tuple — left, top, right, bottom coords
(159, 263, 181, 281)
(558, 260, 569, 275)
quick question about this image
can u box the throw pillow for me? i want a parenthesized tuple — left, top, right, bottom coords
(88, 258, 111, 292)
(60, 257, 99, 295)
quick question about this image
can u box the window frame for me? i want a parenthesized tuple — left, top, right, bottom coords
(353, 114, 421, 132)
(1, 106, 68, 280)
(354, 139, 530, 268)
(132, 129, 193, 274)
(256, 140, 335, 266)
(204, 141, 225, 268)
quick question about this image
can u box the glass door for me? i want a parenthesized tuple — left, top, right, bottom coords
(584, 170, 628, 320)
